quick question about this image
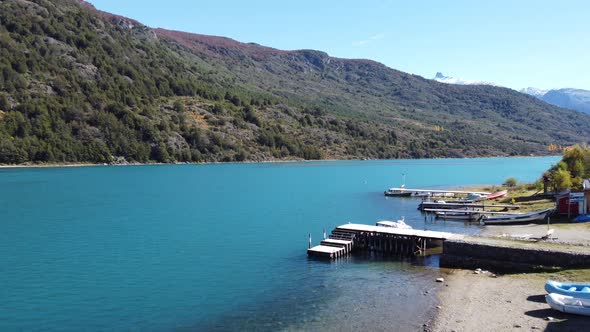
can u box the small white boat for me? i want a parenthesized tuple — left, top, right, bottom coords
(479, 208, 552, 225)
(546, 293, 590, 316)
(458, 193, 487, 202)
(376, 217, 412, 229)
(384, 187, 412, 197)
(384, 175, 412, 197)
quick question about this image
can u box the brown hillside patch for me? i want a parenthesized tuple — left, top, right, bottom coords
(187, 111, 210, 129)
(0, 110, 5, 121)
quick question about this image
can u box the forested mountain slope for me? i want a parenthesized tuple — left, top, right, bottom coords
(0, 0, 588, 164)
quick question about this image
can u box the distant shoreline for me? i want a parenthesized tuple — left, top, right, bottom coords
(0, 155, 561, 170)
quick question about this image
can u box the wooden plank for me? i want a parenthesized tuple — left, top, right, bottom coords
(321, 239, 352, 246)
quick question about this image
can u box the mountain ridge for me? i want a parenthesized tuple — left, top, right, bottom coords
(1, 0, 589, 164)
(521, 87, 590, 115)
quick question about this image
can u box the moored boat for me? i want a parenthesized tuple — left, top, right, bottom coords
(486, 190, 508, 200)
(384, 174, 412, 197)
(545, 293, 590, 316)
(376, 217, 412, 229)
(384, 187, 412, 197)
(479, 208, 552, 225)
(572, 214, 590, 223)
(458, 193, 487, 203)
(545, 280, 590, 299)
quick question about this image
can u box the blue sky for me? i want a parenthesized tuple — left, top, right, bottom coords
(87, 0, 590, 90)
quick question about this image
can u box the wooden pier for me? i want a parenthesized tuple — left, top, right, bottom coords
(418, 201, 520, 211)
(386, 187, 490, 195)
(307, 223, 463, 259)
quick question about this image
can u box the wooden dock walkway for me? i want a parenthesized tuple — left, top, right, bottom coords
(424, 208, 523, 215)
(385, 187, 490, 195)
(307, 223, 463, 259)
(418, 201, 520, 211)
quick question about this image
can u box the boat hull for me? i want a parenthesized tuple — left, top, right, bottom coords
(384, 191, 412, 197)
(486, 190, 508, 200)
(546, 293, 590, 316)
(480, 209, 552, 225)
(572, 214, 590, 223)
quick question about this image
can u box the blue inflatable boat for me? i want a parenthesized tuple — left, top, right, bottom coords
(545, 280, 590, 299)
(572, 214, 590, 223)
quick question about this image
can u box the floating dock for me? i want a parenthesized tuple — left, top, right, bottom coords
(386, 188, 490, 195)
(418, 201, 520, 211)
(307, 223, 463, 259)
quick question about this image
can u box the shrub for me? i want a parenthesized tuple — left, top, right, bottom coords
(504, 177, 517, 187)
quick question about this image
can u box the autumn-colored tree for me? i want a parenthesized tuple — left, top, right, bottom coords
(552, 168, 572, 192)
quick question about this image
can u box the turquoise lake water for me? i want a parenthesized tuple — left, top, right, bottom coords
(0, 157, 559, 331)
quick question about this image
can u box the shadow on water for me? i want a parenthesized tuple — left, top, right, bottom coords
(188, 254, 443, 332)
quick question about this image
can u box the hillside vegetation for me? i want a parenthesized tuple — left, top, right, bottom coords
(1, 0, 589, 164)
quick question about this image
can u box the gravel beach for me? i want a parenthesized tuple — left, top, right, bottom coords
(432, 223, 590, 332)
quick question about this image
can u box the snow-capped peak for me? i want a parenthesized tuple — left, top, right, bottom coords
(520, 87, 549, 97)
(432, 72, 495, 86)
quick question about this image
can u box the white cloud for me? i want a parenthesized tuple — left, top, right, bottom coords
(353, 33, 385, 46)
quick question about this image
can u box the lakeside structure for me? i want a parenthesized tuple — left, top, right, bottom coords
(384, 187, 490, 197)
(307, 223, 462, 259)
(311, 181, 590, 272)
(308, 223, 590, 272)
